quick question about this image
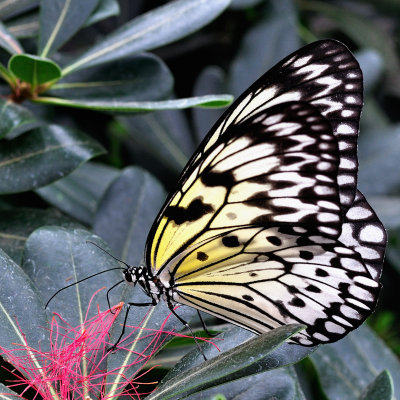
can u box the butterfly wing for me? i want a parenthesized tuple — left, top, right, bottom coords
(144, 40, 385, 345)
(146, 39, 363, 271)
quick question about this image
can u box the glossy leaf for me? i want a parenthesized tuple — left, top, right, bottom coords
(148, 324, 306, 400)
(228, 2, 299, 97)
(359, 370, 393, 400)
(0, 98, 39, 139)
(93, 166, 166, 265)
(192, 66, 226, 143)
(84, 0, 119, 27)
(0, 249, 49, 352)
(50, 53, 173, 101)
(0, 207, 77, 264)
(62, 0, 231, 74)
(33, 94, 233, 112)
(310, 325, 400, 400)
(358, 124, 400, 195)
(0, 0, 37, 20)
(39, 0, 99, 57)
(185, 366, 306, 400)
(364, 196, 400, 229)
(0, 383, 20, 398)
(22, 226, 122, 326)
(5, 12, 39, 38)
(0, 22, 23, 54)
(0, 124, 105, 194)
(119, 108, 194, 176)
(230, 0, 263, 8)
(36, 162, 119, 226)
(8, 54, 61, 85)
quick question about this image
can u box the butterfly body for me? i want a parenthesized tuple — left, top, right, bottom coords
(120, 39, 386, 346)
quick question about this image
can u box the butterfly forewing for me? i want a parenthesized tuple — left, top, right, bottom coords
(144, 40, 385, 346)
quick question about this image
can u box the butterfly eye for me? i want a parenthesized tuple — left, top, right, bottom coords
(123, 270, 134, 284)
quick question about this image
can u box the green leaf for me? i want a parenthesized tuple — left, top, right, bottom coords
(228, 2, 299, 97)
(0, 249, 49, 352)
(0, 383, 21, 398)
(192, 66, 226, 143)
(364, 196, 400, 229)
(358, 124, 400, 195)
(359, 370, 394, 400)
(119, 109, 194, 176)
(0, 22, 23, 54)
(93, 166, 166, 264)
(22, 226, 122, 326)
(0, 98, 39, 139)
(0, 207, 77, 264)
(184, 366, 306, 400)
(0, 0, 37, 20)
(5, 12, 39, 39)
(299, 0, 400, 96)
(310, 325, 400, 400)
(39, 0, 99, 57)
(50, 53, 173, 102)
(62, 0, 231, 74)
(8, 54, 61, 86)
(148, 324, 306, 400)
(84, 0, 119, 27)
(33, 94, 233, 112)
(0, 124, 105, 194)
(36, 162, 119, 226)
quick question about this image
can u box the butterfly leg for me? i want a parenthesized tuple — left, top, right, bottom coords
(167, 301, 207, 361)
(107, 301, 155, 353)
(197, 310, 217, 337)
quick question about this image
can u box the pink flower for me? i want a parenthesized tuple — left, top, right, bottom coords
(0, 290, 212, 400)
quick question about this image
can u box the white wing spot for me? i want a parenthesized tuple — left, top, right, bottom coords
(325, 321, 346, 334)
(337, 123, 354, 134)
(359, 225, 385, 242)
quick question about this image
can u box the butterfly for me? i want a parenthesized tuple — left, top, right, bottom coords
(50, 39, 387, 347)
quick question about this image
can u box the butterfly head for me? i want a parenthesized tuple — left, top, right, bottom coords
(122, 266, 142, 286)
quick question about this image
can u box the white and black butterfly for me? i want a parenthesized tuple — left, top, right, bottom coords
(51, 39, 387, 347)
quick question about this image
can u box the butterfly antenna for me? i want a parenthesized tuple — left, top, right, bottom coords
(86, 240, 132, 269)
(45, 266, 125, 309)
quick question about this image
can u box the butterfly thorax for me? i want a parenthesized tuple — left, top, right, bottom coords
(123, 266, 164, 305)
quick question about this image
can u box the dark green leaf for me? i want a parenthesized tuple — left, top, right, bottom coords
(185, 366, 306, 400)
(0, 98, 39, 139)
(356, 49, 384, 92)
(0, 124, 105, 194)
(0, 0, 37, 20)
(358, 124, 400, 195)
(0, 21, 23, 54)
(230, 0, 263, 9)
(8, 53, 61, 85)
(36, 162, 119, 226)
(0, 383, 20, 398)
(50, 53, 173, 101)
(119, 109, 194, 176)
(0, 248, 49, 352)
(93, 166, 166, 265)
(0, 207, 77, 264)
(33, 94, 233, 112)
(62, 0, 231, 74)
(192, 66, 226, 143)
(310, 325, 400, 400)
(148, 324, 306, 400)
(228, 2, 299, 97)
(359, 370, 394, 400)
(84, 0, 119, 27)
(5, 12, 39, 38)
(299, 0, 400, 96)
(364, 196, 400, 229)
(22, 226, 122, 326)
(39, 0, 99, 57)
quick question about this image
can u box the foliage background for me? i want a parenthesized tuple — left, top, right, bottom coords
(0, 0, 400, 399)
